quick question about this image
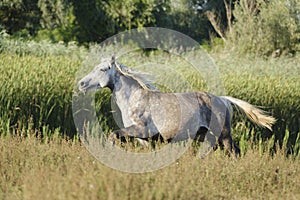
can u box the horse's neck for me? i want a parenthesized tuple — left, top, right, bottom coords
(112, 74, 146, 126)
(113, 75, 144, 107)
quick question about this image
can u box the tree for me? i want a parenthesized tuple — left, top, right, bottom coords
(0, 0, 41, 36)
(170, 0, 211, 42)
(71, 0, 159, 43)
(192, 0, 259, 42)
(0, 0, 213, 44)
(37, 0, 77, 42)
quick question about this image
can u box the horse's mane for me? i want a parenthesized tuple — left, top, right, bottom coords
(114, 61, 157, 91)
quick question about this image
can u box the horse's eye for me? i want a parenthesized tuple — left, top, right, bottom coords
(100, 67, 111, 72)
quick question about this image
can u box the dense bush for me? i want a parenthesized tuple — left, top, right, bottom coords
(228, 0, 300, 56)
(0, 30, 87, 57)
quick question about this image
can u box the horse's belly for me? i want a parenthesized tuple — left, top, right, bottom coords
(150, 93, 202, 141)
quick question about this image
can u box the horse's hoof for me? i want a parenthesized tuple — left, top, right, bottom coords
(198, 143, 214, 159)
(109, 133, 116, 146)
(109, 132, 118, 146)
(110, 141, 115, 147)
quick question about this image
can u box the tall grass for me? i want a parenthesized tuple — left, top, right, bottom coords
(213, 53, 300, 152)
(0, 39, 299, 199)
(0, 134, 299, 200)
(0, 53, 81, 136)
(0, 39, 299, 155)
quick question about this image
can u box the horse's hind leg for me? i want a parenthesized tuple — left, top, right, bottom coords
(219, 116, 240, 157)
(136, 138, 149, 148)
(196, 126, 218, 158)
(219, 129, 240, 157)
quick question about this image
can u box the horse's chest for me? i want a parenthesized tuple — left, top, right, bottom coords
(114, 90, 149, 127)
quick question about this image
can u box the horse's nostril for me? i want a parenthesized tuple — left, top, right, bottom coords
(80, 81, 85, 87)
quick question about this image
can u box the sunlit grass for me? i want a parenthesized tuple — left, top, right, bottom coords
(0, 134, 299, 200)
(0, 53, 81, 136)
(0, 42, 299, 199)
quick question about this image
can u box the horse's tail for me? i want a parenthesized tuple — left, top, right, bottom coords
(221, 96, 276, 131)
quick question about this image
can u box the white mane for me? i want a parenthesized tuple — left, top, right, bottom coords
(114, 62, 157, 91)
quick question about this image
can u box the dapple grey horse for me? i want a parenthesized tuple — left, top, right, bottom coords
(78, 56, 276, 157)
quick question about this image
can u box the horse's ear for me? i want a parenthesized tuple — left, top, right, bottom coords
(111, 55, 116, 63)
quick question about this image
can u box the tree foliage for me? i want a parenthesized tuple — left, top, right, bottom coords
(0, 0, 41, 36)
(0, 0, 211, 44)
(0, 0, 299, 55)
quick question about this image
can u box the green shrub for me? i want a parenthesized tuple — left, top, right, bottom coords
(228, 0, 300, 56)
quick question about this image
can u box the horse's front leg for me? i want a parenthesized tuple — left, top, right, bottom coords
(109, 124, 152, 146)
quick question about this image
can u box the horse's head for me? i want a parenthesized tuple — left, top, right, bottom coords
(78, 56, 117, 92)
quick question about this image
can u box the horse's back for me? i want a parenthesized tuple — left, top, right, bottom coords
(148, 91, 228, 141)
